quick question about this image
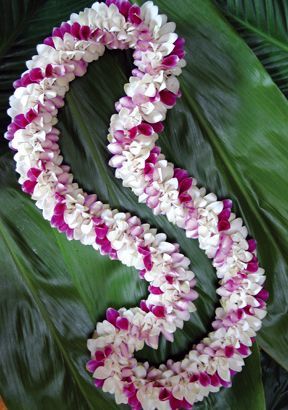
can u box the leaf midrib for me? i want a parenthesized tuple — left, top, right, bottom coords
(0, 219, 93, 410)
(221, 8, 288, 53)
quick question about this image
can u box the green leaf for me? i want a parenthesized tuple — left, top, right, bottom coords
(214, 0, 288, 96)
(261, 351, 288, 410)
(1, 0, 288, 408)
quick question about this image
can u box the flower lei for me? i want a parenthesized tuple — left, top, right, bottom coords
(5, 1, 268, 409)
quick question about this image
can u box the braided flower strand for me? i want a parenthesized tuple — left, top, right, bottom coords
(5, 1, 268, 409)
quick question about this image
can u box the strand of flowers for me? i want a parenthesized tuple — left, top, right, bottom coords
(4, 1, 268, 409)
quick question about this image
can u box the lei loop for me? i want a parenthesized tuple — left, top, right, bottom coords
(5, 1, 268, 409)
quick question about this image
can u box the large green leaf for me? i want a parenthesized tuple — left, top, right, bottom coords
(1, 0, 288, 408)
(214, 0, 288, 96)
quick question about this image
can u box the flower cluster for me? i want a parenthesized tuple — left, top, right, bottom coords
(5, 1, 267, 409)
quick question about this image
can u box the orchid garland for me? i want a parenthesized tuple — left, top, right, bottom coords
(5, 1, 268, 409)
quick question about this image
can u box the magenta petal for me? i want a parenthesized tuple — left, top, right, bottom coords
(174, 37, 185, 48)
(21, 72, 32, 87)
(128, 393, 141, 408)
(104, 345, 113, 357)
(152, 305, 165, 318)
(173, 48, 185, 59)
(128, 5, 142, 25)
(179, 177, 192, 192)
(162, 55, 179, 68)
(160, 90, 178, 106)
(165, 275, 174, 285)
(13, 79, 22, 89)
(146, 153, 158, 165)
(256, 288, 269, 301)
(151, 146, 161, 155)
(51, 215, 63, 227)
(60, 22, 71, 36)
(218, 208, 231, 220)
(66, 228, 74, 239)
(210, 373, 221, 386)
(237, 343, 250, 356)
(244, 305, 253, 315)
(124, 383, 136, 397)
(25, 108, 38, 123)
(86, 359, 102, 373)
(110, 249, 117, 260)
(199, 372, 211, 387)
(223, 199, 233, 208)
(140, 300, 149, 313)
(224, 345, 235, 358)
(14, 114, 28, 128)
(181, 399, 193, 410)
(22, 180, 36, 194)
(52, 27, 63, 38)
(247, 238, 257, 252)
(95, 224, 109, 239)
(95, 350, 105, 361)
(144, 163, 154, 176)
(189, 373, 199, 383)
(106, 307, 119, 325)
(152, 122, 164, 133)
(149, 286, 163, 295)
(116, 317, 129, 330)
(218, 219, 231, 232)
(246, 261, 259, 273)
(118, 1, 132, 18)
(159, 388, 171, 401)
(138, 122, 153, 136)
(174, 167, 189, 181)
(94, 378, 105, 388)
(71, 22, 81, 38)
(143, 255, 153, 271)
(43, 37, 55, 47)
(138, 245, 150, 256)
(29, 67, 43, 82)
(101, 241, 112, 254)
(129, 126, 138, 139)
(45, 64, 53, 77)
(169, 396, 184, 410)
(219, 376, 231, 388)
(80, 25, 91, 40)
(27, 167, 41, 181)
(179, 193, 191, 203)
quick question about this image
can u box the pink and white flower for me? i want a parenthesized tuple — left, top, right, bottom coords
(5, 1, 267, 409)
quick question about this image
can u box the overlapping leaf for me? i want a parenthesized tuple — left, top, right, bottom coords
(215, 0, 288, 96)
